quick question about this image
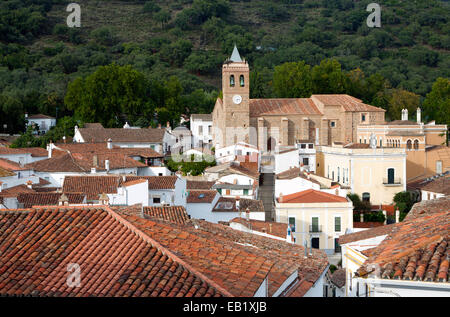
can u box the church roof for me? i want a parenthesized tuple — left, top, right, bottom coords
(230, 45, 243, 62)
(249, 98, 323, 117)
(311, 95, 385, 112)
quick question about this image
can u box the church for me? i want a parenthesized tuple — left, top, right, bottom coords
(211, 46, 386, 151)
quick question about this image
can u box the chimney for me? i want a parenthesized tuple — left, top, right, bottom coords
(105, 160, 110, 172)
(360, 213, 364, 223)
(166, 121, 171, 131)
(158, 124, 161, 129)
(245, 208, 250, 221)
(269, 223, 272, 234)
(99, 193, 109, 205)
(25, 113, 28, 119)
(26, 180, 33, 189)
(47, 141, 53, 158)
(401, 109, 408, 121)
(286, 226, 292, 243)
(107, 138, 112, 149)
(382, 210, 387, 225)
(58, 193, 69, 206)
(63, 136, 66, 144)
(417, 108, 422, 124)
(91, 167, 96, 174)
(395, 208, 400, 223)
(262, 227, 267, 234)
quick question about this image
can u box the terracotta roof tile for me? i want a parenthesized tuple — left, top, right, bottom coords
(17, 192, 86, 208)
(0, 207, 225, 297)
(0, 158, 29, 171)
(357, 211, 449, 283)
(186, 180, 215, 190)
(78, 127, 166, 143)
(311, 94, 385, 112)
(278, 189, 348, 203)
(187, 190, 218, 203)
(406, 196, 450, 221)
(249, 98, 323, 117)
(143, 206, 190, 225)
(63, 176, 120, 200)
(330, 268, 346, 288)
(0, 184, 36, 198)
(230, 218, 287, 239)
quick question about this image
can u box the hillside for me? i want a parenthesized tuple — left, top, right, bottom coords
(0, 0, 449, 135)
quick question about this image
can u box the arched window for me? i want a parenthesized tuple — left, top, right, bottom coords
(414, 139, 419, 150)
(230, 75, 235, 87)
(362, 192, 370, 202)
(240, 75, 245, 87)
(406, 140, 412, 150)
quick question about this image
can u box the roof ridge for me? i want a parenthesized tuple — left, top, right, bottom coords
(103, 206, 234, 297)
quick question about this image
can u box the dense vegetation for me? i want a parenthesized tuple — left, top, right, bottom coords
(1, 0, 449, 140)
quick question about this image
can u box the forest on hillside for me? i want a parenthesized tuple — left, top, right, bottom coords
(0, 0, 449, 143)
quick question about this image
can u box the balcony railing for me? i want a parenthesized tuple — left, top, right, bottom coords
(309, 225, 322, 233)
(383, 178, 402, 186)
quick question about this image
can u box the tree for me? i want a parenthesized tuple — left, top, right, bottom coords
(311, 59, 348, 94)
(154, 9, 171, 29)
(387, 89, 421, 121)
(64, 64, 152, 128)
(423, 78, 450, 125)
(273, 61, 312, 98)
(393, 191, 414, 214)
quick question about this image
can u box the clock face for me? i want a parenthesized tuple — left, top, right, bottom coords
(233, 95, 242, 104)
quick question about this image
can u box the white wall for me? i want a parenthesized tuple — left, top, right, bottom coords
(275, 150, 299, 175)
(215, 143, 259, 164)
(191, 117, 213, 148)
(27, 118, 56, 132)
(304, 267, 328, 297)
(109, 181, 149, 207)
(138, 166, 171, 176)
(421, 190, 445, 201)
(275, 177, 320, 198)
(356, 278, 450, 297)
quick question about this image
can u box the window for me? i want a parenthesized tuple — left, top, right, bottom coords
(199, 126, 203, 135)
(243, 189, 249, 195)
(303, 158, 309, 166)
(208, 125, 212, 134)
(311, 237, 320, 249)
(230, 75, 235, 87)
(308, 144, 314, 149)
(300, 144, 306, 149)
(436, 160, 443, 174)
(337, 167, 340, 182)
(414, 139, 419, 150)
(406, 140, 412, 150)
(311, 217, 319, 232)
(335, 217, 341, 232)
(380, 139, 383, 147)
(240, 75, 245, 87)
(387, 168, 395, 184)
(153, 197, 161, 204)
(361, 114, 366, 122)
(289, 217, 296, 232)
(362, 192, 370, 202)
(330, 121, 336, 128)
(334, 238, 341, 253)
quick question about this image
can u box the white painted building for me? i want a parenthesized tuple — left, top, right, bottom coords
(26, 114, 56, 134)
(296, 142, 316, 173)
(190, 114, 213, 149)
(274, 148, 299, 175)
(215, 142, 260, 165)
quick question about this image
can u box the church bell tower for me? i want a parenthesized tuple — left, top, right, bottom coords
(221, 45, 250, 146)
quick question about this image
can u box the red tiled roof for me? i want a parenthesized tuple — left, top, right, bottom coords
(278, 189, 348, 203)
(121, 214, 329, 297)
(406, 196, 450, 221)
(311, 94, 385, 112)
(212, 197, 264, 212)
(0, 158, 29, 171)
(249, 98, 323, 117)
(186, 180, 215, 190)
(55, 142, 163, 158)
(63, 176, 120, 200)
(339, 224, 396, 245)
(230, 217, 287, 239)
(0, 167, 14, 177)
(28, 114, 55, 119)
(330, 268, 346, 288)
(353, 222, 385, 229)
(0, 147, 52, 157)
(357, 211, 449, 283)
(124, 176, 178, 190)
(78, 127, 166, 143)
(143, 206, 190, 225)
(17, 192, 86, 208)
(0, 184, 35, 198)
(187, 190, 218, 203)
(0, 207, 226, 297)
(121, 179, 148, 187)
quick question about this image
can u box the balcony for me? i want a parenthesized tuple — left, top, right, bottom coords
(383, 178, 402, 186)
(309, 225, 322, 233)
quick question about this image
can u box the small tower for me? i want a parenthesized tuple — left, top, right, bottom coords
(221, 45, 250, 147)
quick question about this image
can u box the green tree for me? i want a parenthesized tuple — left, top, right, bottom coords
(64, 64, 152, 128)
(311, 59, 348, 94)
(423, 78, 450, 125)
(393, 191, 414, 215)
(387, 89, 421, 121)
(273, 61, 312, 98)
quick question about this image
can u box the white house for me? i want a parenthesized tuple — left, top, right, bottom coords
(296, 142, 317, 173)
(275, 189, 354, 255)
(26, 114, 56, 134)
(190, 114, 213, 149)
(215, 142, 260, 165)
(274, 148, 299, 175)
(0, 147, 51, 165)
(185, 189, 221, 220)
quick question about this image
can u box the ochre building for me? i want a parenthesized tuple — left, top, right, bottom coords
(212, 47, 386, 151)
